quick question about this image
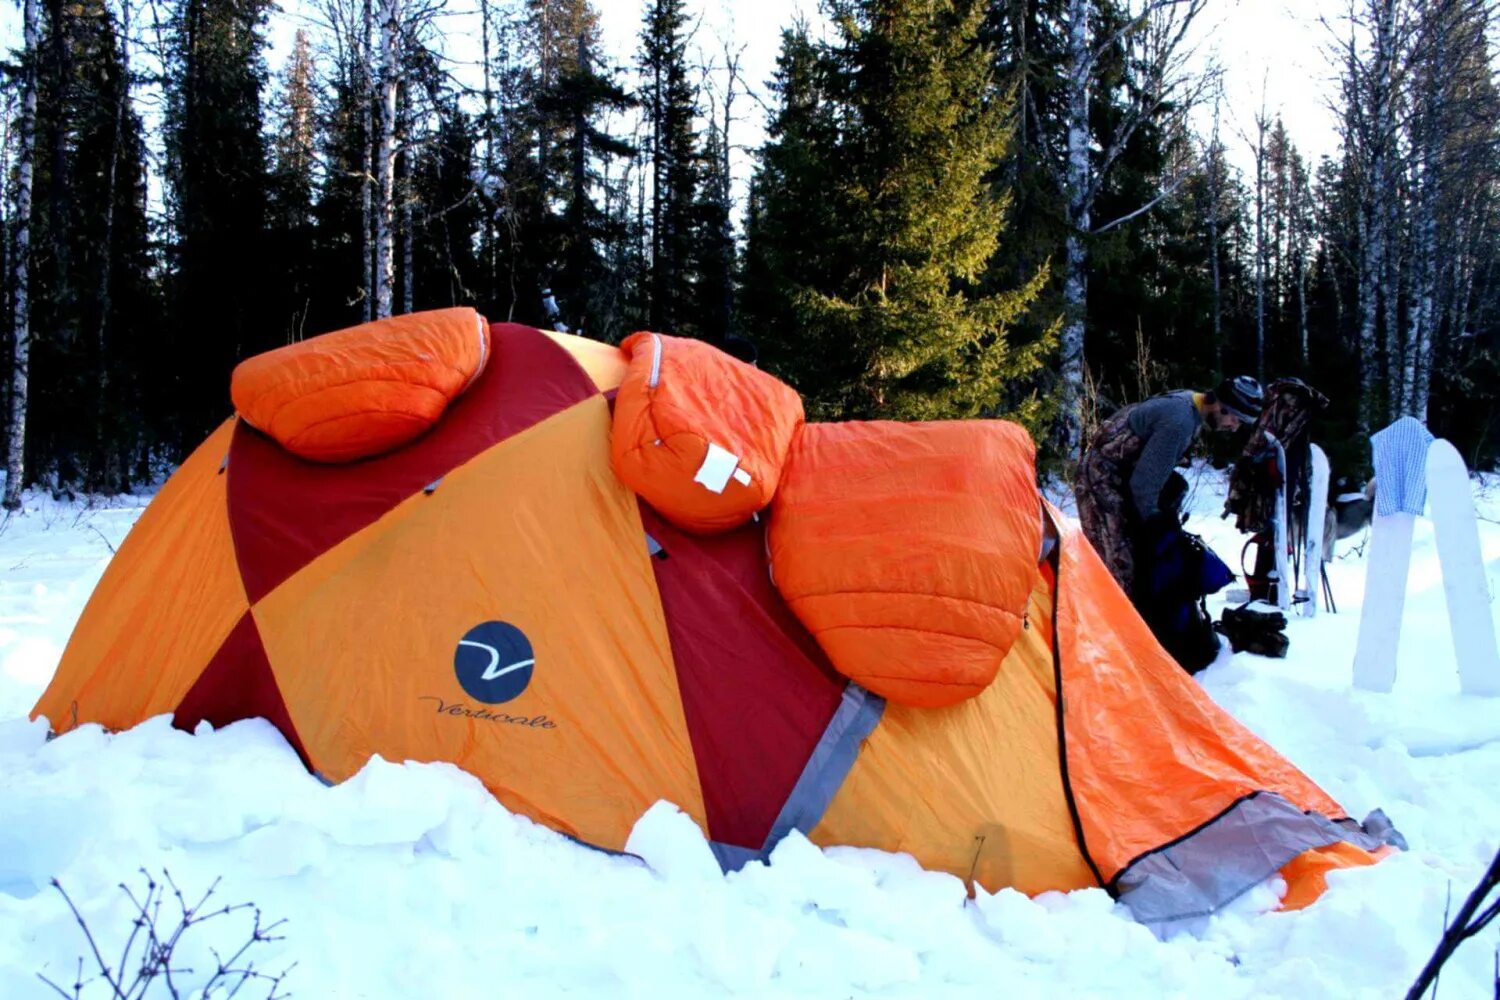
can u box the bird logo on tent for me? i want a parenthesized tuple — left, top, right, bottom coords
(454, 622, 535, 703)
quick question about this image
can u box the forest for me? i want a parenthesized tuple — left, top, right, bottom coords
(1, 0, 1497, 508)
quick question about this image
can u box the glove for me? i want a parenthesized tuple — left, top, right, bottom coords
(1142, 510, 1181, 540)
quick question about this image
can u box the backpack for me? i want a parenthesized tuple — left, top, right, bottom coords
(1139, 500, 1235, 674)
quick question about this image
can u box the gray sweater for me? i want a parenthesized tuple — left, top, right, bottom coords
(1126, 390, 1202, 518)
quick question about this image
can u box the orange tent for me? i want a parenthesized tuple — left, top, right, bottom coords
(33, 311, 1400, 930)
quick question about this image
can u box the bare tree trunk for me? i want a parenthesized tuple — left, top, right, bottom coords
(1207, 99, 1223, 371)
(1057, 0, 1209, 456)
(649, 54, 664, 330)
(400, 81, 413, 316)
(361, 0, 375, 322)
(480, 0, 495, 305)
(1296, 250, 1309, 370)
(93, 0, 131, 492)
(1253, 105, 1268, 382)
(1357, 200, 1381, 437)
(374, 0, 400, 318)
(1405, 123, 1436, 420)
(1372, 0, 1401, 419)
(4, 0, 39, 510)
(1059, 0, 1090, 458)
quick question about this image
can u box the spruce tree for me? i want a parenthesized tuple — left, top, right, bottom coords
(25, 0, 155, 490)
(639, 0, 699, 335)
(267, 29, 318, 342)
(750, 0, 1049, 423)
(407, 93, 482, 311)
(164, 0, 275, 448)
(534, 7, 633, 336)
(492, 0, 630, 332)
(691, 119, 734, 344)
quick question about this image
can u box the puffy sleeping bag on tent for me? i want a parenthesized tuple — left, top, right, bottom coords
(768, 420, 1042, 708)
(611, 331, 803, 534)
(231, 307, 490, 463)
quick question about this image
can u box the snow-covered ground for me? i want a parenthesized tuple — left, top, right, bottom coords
(1, 469, 1497, 998)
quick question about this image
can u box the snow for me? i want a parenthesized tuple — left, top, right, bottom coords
(1, 470, 1497, 998)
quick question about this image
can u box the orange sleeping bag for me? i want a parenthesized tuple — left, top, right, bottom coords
(610, 332, 804, 534)
(231, 307, 490, 463)
(769, 420, 1042, 708)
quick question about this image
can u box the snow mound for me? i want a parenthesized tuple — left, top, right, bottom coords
(0, 475, 1495, 997)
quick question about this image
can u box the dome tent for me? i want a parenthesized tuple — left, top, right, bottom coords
(32, 309, 1398, 930)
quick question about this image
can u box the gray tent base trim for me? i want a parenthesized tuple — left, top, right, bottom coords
(710, 683, 885, 874)
(1114, 790, 1404, 933)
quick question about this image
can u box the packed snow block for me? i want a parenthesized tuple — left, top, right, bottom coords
(769, 420, 1042, 709)
(231, 307, 491, 463)
(611, 331, 804, 534)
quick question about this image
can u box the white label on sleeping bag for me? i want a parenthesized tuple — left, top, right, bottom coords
(732, 468, 752, 487)
(694, 443, 740, 494)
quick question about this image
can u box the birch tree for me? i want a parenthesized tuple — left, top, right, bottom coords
(373, 0, 401, 317)
(1057, 0, 1211, 456)
(1334, 0, 1408, 427)
(3, 0, 40, 510)
(1401, 0, 1494, 420)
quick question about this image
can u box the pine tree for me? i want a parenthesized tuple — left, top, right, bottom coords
(407, 89, 482, 311)
(165, 0, 275, 448)
(750, 0, 1049, 423)
(21, 0, 155, 491)
(691, 118, 733, 344)
(639, 0, 698, 335)
(536, 6, 634, 336)
(267, 29, 318, 341)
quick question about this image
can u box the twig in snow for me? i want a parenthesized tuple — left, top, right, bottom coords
(84, 524, 117, 554)
(1405, 846, 1500, 1000)
(37, 868, 293, 999)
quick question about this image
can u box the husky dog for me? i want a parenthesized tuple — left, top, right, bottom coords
(1323, 477, 1376, 561)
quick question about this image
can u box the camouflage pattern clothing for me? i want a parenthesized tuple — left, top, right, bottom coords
(1224, 378, 1329, 535)
(1076, 391, 1202, 595)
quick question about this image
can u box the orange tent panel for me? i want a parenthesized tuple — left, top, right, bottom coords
(33, 420, 249, 733)
(1050, 501, 1347, 884)
(540, 330, 629, 393)
(811, 564, 1099, 895)
(252, 395, 706, 848)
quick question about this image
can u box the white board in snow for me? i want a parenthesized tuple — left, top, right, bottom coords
(1353, 511, 1416, 692)
(1301, 444, 1330, 617)
(1271, 437, 1292, 612)
(1425, 439, 1500, 697)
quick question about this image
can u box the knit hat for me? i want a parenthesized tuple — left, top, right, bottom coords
(1213, 375, 1264, 423)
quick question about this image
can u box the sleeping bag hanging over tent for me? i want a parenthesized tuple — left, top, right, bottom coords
(32, 309, 1401, 930)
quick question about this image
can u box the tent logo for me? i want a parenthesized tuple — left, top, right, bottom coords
(455, 621, 535, 703)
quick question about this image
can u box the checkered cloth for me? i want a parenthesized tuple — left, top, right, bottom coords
(1370, 416, 1435, 516)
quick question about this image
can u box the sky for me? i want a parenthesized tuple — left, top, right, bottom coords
(582, 0, 1349, 187)
(0, 0, 1353, 205)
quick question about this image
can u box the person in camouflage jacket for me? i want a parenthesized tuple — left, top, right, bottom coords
(1076, 377, 1264, 596)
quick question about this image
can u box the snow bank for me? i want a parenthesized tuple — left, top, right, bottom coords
(0, 474, 1496, 998)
